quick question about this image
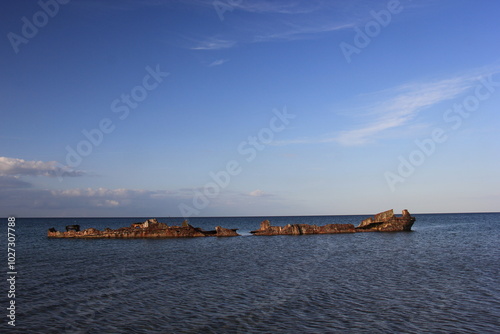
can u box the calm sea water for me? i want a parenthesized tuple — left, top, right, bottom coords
(2, 213, 499, 333)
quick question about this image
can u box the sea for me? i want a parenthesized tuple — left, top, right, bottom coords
(2, 213, 499, 333)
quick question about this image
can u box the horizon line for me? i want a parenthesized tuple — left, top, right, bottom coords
(5, 211, 500, 219)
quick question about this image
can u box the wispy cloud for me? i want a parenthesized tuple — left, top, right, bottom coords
(187, 1, 356, 48)
(208, 59, 229, 67)
(49, 188, 185, 209)
(248, 189, 269, 197)
(0, 184, 285, 217)
(0, 185, 190, 216)
(230, 1, 325, 15)
(0, 176, 32, 189)
(276, 66, 500, 146)
(335, 71, 495, 145)
(191, 38, 236, 50)
(70, 0, 168, 12)
(254, 22, 354, 42)
(0, 157, 85, 177)
(190, 22, 352, 50)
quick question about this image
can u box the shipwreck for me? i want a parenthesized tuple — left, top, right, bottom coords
(47, 209, 415, 239)
(250, 209, 415, 235)
(47, 219, 240, 238)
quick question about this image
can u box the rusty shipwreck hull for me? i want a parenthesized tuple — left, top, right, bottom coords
(47, 219, 240, 238)
(250, 209, 415, 236)
(354, 209, 415, 232)
(48, 210, 416, 239)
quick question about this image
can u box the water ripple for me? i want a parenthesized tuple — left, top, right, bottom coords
(8, 214, 500, 333)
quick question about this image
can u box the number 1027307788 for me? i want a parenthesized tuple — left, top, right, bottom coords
(7, 217, 16, 272)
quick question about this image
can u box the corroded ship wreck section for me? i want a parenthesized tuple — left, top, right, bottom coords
(250, 220, 356, 236)
(48, 210, 415, 238)
(47, 219, 240, 238)
(355, 209, 415, 232)
(250, 209, 415, 236)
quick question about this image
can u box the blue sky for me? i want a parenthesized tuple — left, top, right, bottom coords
(1, 0, 499, 217)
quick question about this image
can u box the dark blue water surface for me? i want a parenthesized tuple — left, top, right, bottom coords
(2, 213, 500, 333)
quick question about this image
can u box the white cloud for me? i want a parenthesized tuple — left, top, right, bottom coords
(187, 1, 357, 48)
(0, 176, 32, 188)
(276, 66, 500, 146)
(335, 71, 495, 145)
(191, 38, 236, 50)
(254, 22, 354, 42)
(0, 186, 190, 217)
(247, 189, 275, 198)
(249, 189, 265, 197)
(231, 1, 322, 14)
(97, 199, 120, 207)
(0, 182, 294, 217)
(208, 59, 229, 67)
(0, 157, 85, 177)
